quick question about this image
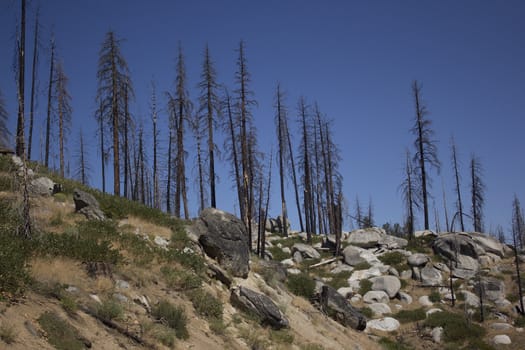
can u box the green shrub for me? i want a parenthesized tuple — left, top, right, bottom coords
(515, 315, 525, 327)
(268, 246, 290, 261)
(327, 271, 352, 290)
(49, 213, 64, 227)
(287, 273, 315, 299)
(360, 307, 373, 318)
(208, 317, 227, 335)
(152, 300, 189, 340)
(429, 289, 441, 303)
(378, 252, 406, 268)
(0, 174, 12, 192)
(0, 323, 16, 344)
(0, 155, 14, 172)
(395, 307, 426, 323)
(353, 261, 372, 270)
(164, 249, 206, 274)
(118, 233, 156, 266)
(38, 312, 85, 350)
(190, 289, 223, 319)
(161, 266, 202, 290)
(300, 344, 325, 350)
(53, 193, 68, 202)
(425, 311, 485, 343)
(96, 299, 123, 321)
(60, 294, 78, 315)
(270, 329, 294, 344)
(150, 325, 176, 347)
(378, 337, 411, 350)
(358, 279, 373, 295)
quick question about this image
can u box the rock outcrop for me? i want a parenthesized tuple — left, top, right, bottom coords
(73, 189, 105, 220)
(231, 286, 289, 329)
(196, 208, 250, 278)
(29, 176, 55, 196)
(318, 285, 367, 330)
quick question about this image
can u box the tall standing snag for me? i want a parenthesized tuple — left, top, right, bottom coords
(512, 196, 524, 315)
(28, 8, 40, 160)
(55, 61, 72, 178)
(410, 80, 440, 230)
(274, 84, 289, 237)
(470, 154, 485, 232)
(450, 137, 465, 232)
(15, 0, 26, 157)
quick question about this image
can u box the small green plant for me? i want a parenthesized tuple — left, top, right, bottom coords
(149, 324, 176, 347)
(161, 266, 202, 290)
(429, 289, 441, 303)
(0, 174, 13, 192)
(378, 337, 411, 350)
(425, 310, 485, 343)
(49, 213, 64, 226)
(60, 294, 78, 315)
(327, 270, 352, 290)
(360, 307, 373, 318)
(286, 273, 316, 299)
(96, 299, 123, 321)
(358, 279, 373, 295)
(152, 300, 189, 340)
(353, 261, 372, 270)
(0, 323, 16, 344)
(395, 307, 426, 323)
(300, 344, 325, 350)
(270, 329, 294, 344)
(38, 312, 85, 350)
(515, 315, 525, 327)
(53, 193, 68, 202)
(190, 289, 223, 319)
(268, 246, 290, 261)
(208, 317, 227, 335)
(378, 252, 406, 267)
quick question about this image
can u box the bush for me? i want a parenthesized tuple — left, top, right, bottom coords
(287, 273, 316, 299)
(0, 323, 16, 344)
(38, 312, 85, 350)
(425, 311, 485, 343)
(0, 174, 12, 192)
(60, 294, 78, 315)
(161, 266, 202, 290)
(270, 329, 294, 344)
(360, 307, 373, 318)
(515, 315, 525, 327)
(378, 252, 406, 268)
(395, 307, 426, 323)
(96, 299, 123, 321)
(190, 289, 223, 319)
(152, 300, 189, 340)
(208, 317, 227, 335)
(268, 246, 290, 261)
(429, 289, 441, 303)
(378, 337, 411, 350)
(358, 279, 373, 295)
(149, 324, 176, 347)
(327, 271, 352, 290)
(353, 261, 372, 270)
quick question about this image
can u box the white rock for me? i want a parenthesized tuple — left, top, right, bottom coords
(281, 258, 295, 267)
(116, 279, 130, 290)
(363, 290, 390, 304)
(282, 247, 291, 254)
(407, 253, 429, 267)
(419, 295, 433, 307)
(369, 303, 392, 316)
(287, 268, 301, 275)
(349, 267, 382, 281)
(154, 236, 169, 249)
(330, 263, 354, 274)
(292, 243, 321, 259)
(369, 276, 401, 298)
(426, 308, 442, 317)
(397, 291, 413, 304)
(431, 327, 443, 343)
(490, 323, 513, 330)
(90, 294, 102, 304)
(492, 335, 511, 345)
(365, 317, 400, 332)
(350, 294, 362, 303)
(461, 290, 480, 307)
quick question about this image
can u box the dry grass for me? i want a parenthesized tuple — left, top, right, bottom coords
(119, 216, 172, 239)
(30, 196, 80, 233)
(30, 257, 89, 289)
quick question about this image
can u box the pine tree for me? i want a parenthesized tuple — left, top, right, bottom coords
(512, 196, 524, 315)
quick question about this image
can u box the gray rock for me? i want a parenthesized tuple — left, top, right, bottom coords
(397, 291, 413, 304)
(73, 189, 105, 220)
(475, 277, 505, 301)
(365, 317, 400, 332)
(347, 228, 385, 248)
(207, 263, 233, 288)
(414, 230, 437, 238)
(292, 243, 321, 259)
(349, 267, 382, 281)
(330, 263, 354, 275)
(433, 232, 485, 260)
(407, 253, 429, 267)
(471, 233, 507, 258)
(113, 293, 128, 303)
(282, 247, 291, 254)
(231, 286, 289, 329)
(363, 290, 390, 304)
(154, 236, 169, 249)
(368, 303, 392, 316)
(197, 208, 250, 278)
(132, 294, 151, 312)
(492, 334, 511, 345)
(281, 258, 295, 267)
(369, 276, 401, 298)
(65, 286, 78, 293)
(293, 250, 304, 263)
(319, 285, 367, 330)
(116, 280, 130, 290)
(400, 269, 412, 279)
(419, 295, 433, 307)
(337, 287, 353, 298)
(379, 235, 408, 249)
(431, 326, 443, 343)
(343, 245, 367, 266)
(461, 290, 480, 307)
(426, 308, 442, 317)
(420, 265, 442, 286)
(387, 267, 399, 277)
(29, 176, 55, 196)
(287, 268, 301, 275)
(491, 322, 513, 330)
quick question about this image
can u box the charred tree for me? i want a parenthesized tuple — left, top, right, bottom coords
(45, 38, 55, 167)
(55, 61, 72, 178)
(512, 196, 525, 315)
(451, 137, 465, 231)
(274, 84, 289, 237)
(28, 8, 40, 160)
(15, 0, 26, 157)
(470, 154, 485, 232)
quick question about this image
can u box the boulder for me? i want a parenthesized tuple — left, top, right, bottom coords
(492, 335, 511, 345)
(368, 303, 392, 316)
(471, 233, 507, 258)
(292, 250, 304, 264)
(433, 233, 485, 260)
(431, 326, 443, 343)
(419, 265, 442, 286)
(491, 323, 513, 330)
(347, 228, 385, 248)
(330, 263, 354, 275)
(318, 285, 367, 330)
(343, 245, 367, 266)
(196, 208, 250, 278)
(73, 189, 105, 220)
(378, 235, 408, 249)
(363, 290, 390, 304)
(292, 243, 321, 260)
(337, 287, 353, 298)
(365, 317, 400, 332)
(418, 295, 433, 307)
(231, 286, 289, 329)
(407, 253, 429, 267)
(29, 176, 55, 196)
(349, 267, 382, 281)
(369, 276, 401, 298)
(414, 230, 437, 238)
(461, 290, 480, 307)
(397, 291, 413, 304)
(475, 277, 506, 301)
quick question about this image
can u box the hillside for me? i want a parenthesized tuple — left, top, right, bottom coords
(0, 154, 524, 350)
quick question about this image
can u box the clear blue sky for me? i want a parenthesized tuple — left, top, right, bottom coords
(1, 0, 524, 236)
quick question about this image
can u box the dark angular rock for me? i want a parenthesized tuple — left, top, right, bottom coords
(319, 285, 367, 331)
(73, 189, 105, 220)
(231, 286, 289, 329)
(197, 208, 250, 278)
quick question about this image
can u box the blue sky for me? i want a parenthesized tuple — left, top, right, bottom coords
(1, 0, 524, 235)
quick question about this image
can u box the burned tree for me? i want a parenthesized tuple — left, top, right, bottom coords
(410, 80, 440, 230)
(400, 150, 419, 240)
(0, 90, 9, 148)
(512, 196, 524, 315)
(54, 61, 72, 178)
(470, 154, 485, 232)
(274, 84, 289, 237)
(28, 8, 40, 160)
(74, 130, 91, 185)
(450, 137, 465, 231)
(15, 0, 26, 157)
(44, 38, 55, 167)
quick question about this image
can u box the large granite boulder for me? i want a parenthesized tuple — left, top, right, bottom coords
(343, 245, 367, 266)
(347, 228, 385, 248)
(408, 253, 429, 267)
(419, 265, 443, 286)
(475, 277, 506, 301)
(231, 286, 289, 329)
(196, 208, 250, 278)
(365, 317, 400, 332)
(292, 243, 321, 260)
(29, 177, 55, 196)
(319, 285, 367, 330)
(73, 189, 105, 220)
(369, 276, 401, 298)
